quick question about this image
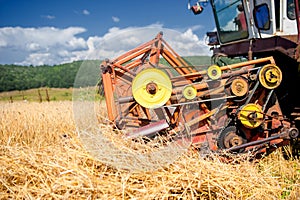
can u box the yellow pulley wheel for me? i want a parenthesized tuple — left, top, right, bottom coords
(238, 103, 264, 129)
(183, 85, 197, 100)
(258, 64, 282, 89)
(132, 68, 172, 109)
(207, 65, 222, 80)
(231, 77, 248, 97)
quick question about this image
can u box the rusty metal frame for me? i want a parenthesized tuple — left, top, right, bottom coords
(100, 32, 295, 155)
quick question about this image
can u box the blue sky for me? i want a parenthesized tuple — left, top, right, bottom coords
(0, 0, 216, 65)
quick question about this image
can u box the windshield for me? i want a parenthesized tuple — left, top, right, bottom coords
(212, 0, 249, 43)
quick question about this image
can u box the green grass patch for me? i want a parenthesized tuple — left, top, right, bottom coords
(0, 88, 78, 102)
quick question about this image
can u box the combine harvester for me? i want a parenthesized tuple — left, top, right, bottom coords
(100, 0, 300, 156)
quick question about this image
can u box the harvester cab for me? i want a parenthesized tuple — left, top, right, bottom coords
(190, 0, 299, 47)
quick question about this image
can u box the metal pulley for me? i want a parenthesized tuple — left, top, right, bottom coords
(132, 68, 172, 109)
(230, 76, 249, 97)
(207, 65, 222, 80)
(217, 126, 246, 152)
(238, 103, 264, 129)
(183, 85, 197, 100)
(224, 76, 249, 102)
(258, 64, 282, 89)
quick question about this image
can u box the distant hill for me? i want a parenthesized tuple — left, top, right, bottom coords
(0, 56, 211, 92)
(0, 60, 101, 92)
(181, 55, 212, 67)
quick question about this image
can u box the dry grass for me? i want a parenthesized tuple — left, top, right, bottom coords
(0, 101, 299, 199)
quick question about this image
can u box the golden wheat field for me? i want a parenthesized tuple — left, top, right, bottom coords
(0, 101, 299, 199)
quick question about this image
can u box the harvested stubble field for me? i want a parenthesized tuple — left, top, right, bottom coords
(0, 101, 299, 199)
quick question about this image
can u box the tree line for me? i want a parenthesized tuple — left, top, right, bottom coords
(0, 56, 216, 92)
(0, 60, 101, 92)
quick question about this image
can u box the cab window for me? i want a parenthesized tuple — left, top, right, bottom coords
(213, 0, 249, 43)
(287, 0, 297, 20)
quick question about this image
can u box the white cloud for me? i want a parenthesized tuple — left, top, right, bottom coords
(26, 42, 41, 51)
(0, 25, 211, 66)
(112, 16, 120, 22)
(189, 25, 203, 31)
(82, 9, 90, 15)
(42, 15, 55, 20)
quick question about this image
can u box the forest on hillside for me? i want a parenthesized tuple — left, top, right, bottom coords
(0, 56, 216, 92)
(0, 60, 101, 92)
